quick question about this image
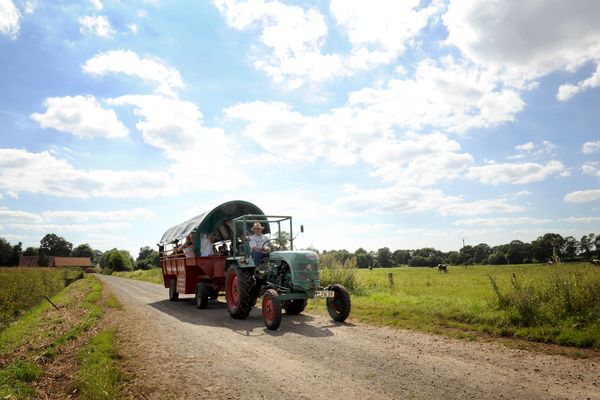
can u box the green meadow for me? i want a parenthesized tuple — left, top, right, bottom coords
(316, 262, 600, 349)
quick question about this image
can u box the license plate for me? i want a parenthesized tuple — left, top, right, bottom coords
(314, 290, 334, 298)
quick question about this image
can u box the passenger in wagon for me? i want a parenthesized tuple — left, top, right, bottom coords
(183, 234, 195, 258)
(200, 233, 216, 256)
(250, 222, 269, 266)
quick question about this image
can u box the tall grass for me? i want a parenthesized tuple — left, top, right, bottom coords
(0, 268, 84, 331)
(489, 265, 600, 346)
(319, 253, 358, 291)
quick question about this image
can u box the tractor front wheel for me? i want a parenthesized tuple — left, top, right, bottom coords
(326, 284, 351, 322)
(262, 289, 282, 330)
(195, 283, 209, 309)
(225, 266, 254, 319)
(283, 299, 307, 315)
(168, 278, 179, 301)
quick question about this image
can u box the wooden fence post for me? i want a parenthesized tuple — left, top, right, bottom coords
(388, 272, 394, 287)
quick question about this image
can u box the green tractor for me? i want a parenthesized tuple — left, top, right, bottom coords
(226, 214, 351, 330)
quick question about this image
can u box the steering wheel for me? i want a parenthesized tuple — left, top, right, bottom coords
(262, 239, 283, 253)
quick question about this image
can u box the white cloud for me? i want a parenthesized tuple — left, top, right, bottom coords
(564, 188, 600, 203)
(330, 0, 443, 68)
(332, 184, 460, 216)
(439, 199, 524, 216)
(224, 100, 364, 166)
(43, 208, 154, 222)
(9, 222, 131, 233)
(508, 140, 557, 160)
(23, 1, 35, 14)
(79, 15, 115, 38)
(454, 217, 552, 227)
(348, 57, 525, 133)
(360, 133, 474, 186)
(214, 0, 342, 87)
(82, 50, 184, 97)
(581, 162, 600, 178)
(0, 148, 175, 199)
(0, 207, 43, 223)
(109, 94, 251, 188)
(31, 95, 128, 139)
(90, 0, 102, 10)
(467, 160, 565, 185)
(213, 0, 442, 87)
(557, 63, 600, 101)
(0, 0, 20, 39)
(128, 23, 138, 34)
(582, 140, 600, 154)
(444, 0, 600, 86)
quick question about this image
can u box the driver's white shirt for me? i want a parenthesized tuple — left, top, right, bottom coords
(249, 233, 269, 251)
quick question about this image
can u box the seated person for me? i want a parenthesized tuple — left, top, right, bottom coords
(183, 234, 195, 258)
(219, 243, 229, 256)
(200, 233, 216, 256)
(250, 222, 269, 266)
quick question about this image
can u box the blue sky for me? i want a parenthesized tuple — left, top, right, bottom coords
(1, 0, 599, 256)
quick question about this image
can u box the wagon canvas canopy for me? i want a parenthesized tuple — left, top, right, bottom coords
(158, 200, 270, 246)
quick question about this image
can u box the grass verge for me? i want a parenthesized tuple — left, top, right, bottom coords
(112, 268, 163, 284)
(0, 275, 127, 399)
(75, 329, 125, 400)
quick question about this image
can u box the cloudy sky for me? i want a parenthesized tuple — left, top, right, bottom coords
(1, 0, 599, 256)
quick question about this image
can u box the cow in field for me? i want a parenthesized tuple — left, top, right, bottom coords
(437, 263, 448, 273)
(592, 259, 600, 267)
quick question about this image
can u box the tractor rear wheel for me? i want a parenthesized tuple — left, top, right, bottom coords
(168, 278, 179, 301)
(262, 289, 282, 330)
(195, 283, 209, 309)
(225, 266, 254, 319)
(326, 284, 351, 322)
(284, 299, 307, 315)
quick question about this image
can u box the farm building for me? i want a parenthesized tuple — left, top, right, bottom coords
(18, 256, 93, 271)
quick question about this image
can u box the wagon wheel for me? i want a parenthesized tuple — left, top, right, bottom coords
(326, 284, 351, 322)
(225, 266, 254, 319)
(262, 289, 282, 330)
(195, 283, 209, 309)
(168, 278, 179, 301)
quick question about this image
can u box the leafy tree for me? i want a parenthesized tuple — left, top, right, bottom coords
(0, 237, 12, 266)
(376, 247, 393, 267)
(392, 249, 411, 265)
(561, 236, 578, 261)
(275, 231, 290, 249)
(531, 233, 564, 262)
(136, 246, 160, 269)
(72, 243, 94, 260)
(22, 247, 39, 256)
(445, 251, 461, 265)
(505, 240, 529, 264)
(472, 243, 492, 264)
(101, 248, 134, 273)
(9, 242, 22, 266)
(39, 233, 73, 257)
(408, 255, 431, 267)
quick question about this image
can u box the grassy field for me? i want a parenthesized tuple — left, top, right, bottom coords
(0, 273, 126, 399)
(0, 267, 84, 331)
(113, 263, 600, 349)
(112, 268, 163, 284)
(314, 263, 600, 349)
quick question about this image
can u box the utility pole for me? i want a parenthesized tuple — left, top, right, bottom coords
(461, 237, 467, 248)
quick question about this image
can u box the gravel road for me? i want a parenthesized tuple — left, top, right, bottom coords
(98, 275, 600, 400)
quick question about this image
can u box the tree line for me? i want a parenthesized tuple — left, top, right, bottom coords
(0, 233, 160, 273)
(319, 232, 600, 268)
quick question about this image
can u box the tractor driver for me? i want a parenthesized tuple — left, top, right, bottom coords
(250, 222, 269, 266)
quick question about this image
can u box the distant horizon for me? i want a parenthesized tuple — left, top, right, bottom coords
(1, 1, 599, 258)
